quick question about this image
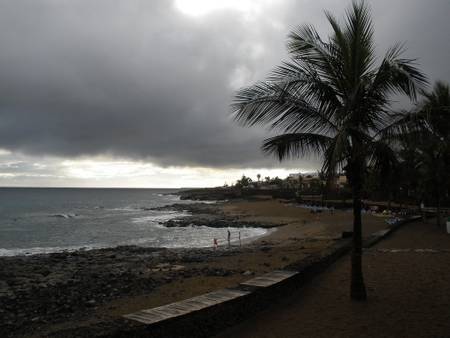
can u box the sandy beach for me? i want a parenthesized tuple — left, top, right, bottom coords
(0, 198, 390, 337)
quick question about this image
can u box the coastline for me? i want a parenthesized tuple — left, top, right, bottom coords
(0, 199, 274, 258)
(0, 197, 389, 337)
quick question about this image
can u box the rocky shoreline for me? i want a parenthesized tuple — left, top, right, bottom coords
(153, 202, 283, 228)
(0, 200, 285, 337)
(0, 243, 262, 338)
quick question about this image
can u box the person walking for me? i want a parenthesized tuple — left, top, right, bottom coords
(227, 230, 231, 248)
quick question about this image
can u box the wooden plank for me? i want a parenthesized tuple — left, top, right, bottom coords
(181, 299, 210, 310)
(124, 288, 250, 325)
(240, 270, 298, 288)
(124, 313, 162, 324)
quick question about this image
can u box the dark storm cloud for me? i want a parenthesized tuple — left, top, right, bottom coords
(0, 0, 448, 168)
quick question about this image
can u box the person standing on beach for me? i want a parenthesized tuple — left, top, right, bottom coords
(213, 238, 218, 250)
(239, 231, 241, 247)
(227, 230, 231, 248)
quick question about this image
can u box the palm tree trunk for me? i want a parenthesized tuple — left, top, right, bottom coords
(350, 175, 367, 301)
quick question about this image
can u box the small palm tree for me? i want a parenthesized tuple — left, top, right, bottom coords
(232, 1, 426, 300)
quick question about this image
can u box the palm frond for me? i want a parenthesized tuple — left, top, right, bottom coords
(287, 24, 326, 63)
(367, 139, 398, 171)
(232, 81, 338, 135)
(287, 23, 345, 94)
(322, 130, 350, 176)
(369, 43, 428, 101)
(269, 60, 343, 113)
(343, 1, 376, 82)
(262, 133, 332, 161)
(373, 110, 423, 143)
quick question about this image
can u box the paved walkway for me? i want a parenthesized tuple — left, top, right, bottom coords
(215, 221, 450, 338)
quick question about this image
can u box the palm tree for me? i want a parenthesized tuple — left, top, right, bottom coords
(410, 82, 450, 226)
(231, 1, 426, 300)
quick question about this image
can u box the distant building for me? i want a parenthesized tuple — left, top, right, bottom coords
(302, 175, 320, 189)
(287, 172, 323, 189)
(288, 173, 302, 180)
(288, 172, 347, 190)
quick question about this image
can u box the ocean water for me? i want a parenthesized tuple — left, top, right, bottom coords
(0, 188, 268, 256)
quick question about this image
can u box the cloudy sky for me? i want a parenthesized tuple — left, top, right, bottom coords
(0, 0, 449, 187)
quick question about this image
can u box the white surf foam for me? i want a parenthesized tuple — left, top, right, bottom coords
(0, 244, 106, 257)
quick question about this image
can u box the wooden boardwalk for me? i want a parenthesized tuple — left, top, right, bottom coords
(239, 270, 298, 289)
(124, 288, 250, 325)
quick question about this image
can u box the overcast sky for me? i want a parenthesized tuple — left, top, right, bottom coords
(0, 0, 449, 187)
